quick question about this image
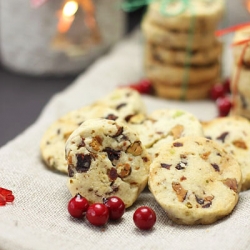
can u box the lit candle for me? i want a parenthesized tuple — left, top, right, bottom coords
(57, 0, 79, 34)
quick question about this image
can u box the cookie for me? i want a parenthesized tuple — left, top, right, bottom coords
(146, 0, 225, 32)
(94, 87, 147, 119)
(65, 118, 151, 208)
(144, 50, 220, 85)
(232, 27, 250, 67)
(142, 15, 217, 50)
(152, 79, 217, 100)
(40, 87, 146, 174)
(202, 116, 250, 191)
(40, 105, 121, 174)
(148, 136, 242, 225)
(130, 109, 204, 158)
(147, 41, 222, 66)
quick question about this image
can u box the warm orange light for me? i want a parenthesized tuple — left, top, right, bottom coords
(63, 1, 78, 17)
(58, 0, 79, 34)
(246, 0, 250, 12)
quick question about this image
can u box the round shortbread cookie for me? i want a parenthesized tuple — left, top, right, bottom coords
(147, 41, 222, 66)
(142, 16, 216, 50)
(40, 105, 121, 174)
(202, 116, 250, 191)
(152, 79, 217, 100)
(130, 109, 204, 158)
(40, 88, 146, 174)
(233, 27, 250, 66)
(148, 136, 242, 225)
(144, 51, 220, 85)
(65, 118, 151, 208)
(146, 0, 225, 32)
(94, 87, 147, 119)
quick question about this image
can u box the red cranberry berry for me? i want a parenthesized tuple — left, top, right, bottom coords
(68, 193, 89, 219)
(0, 194, 6, 206)
(128, 79, 152, 94)
(0, 187, 12, 197)
(223, 78, 231, 94)
(209, 84, 225, 100)
(5, 194, 15, 202)
(86, 203, 109, 226)
(103, 196, 125, 220)
(133, 206, 156, 230)
(216, 96, 232, 117)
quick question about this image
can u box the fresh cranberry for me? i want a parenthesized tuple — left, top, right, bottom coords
(68, 193, 89, 219)
(216, 96, 232, 117)
(5, 194, 15, 202)
(209, 84, 225, 100)
(127, 79, 152, 94)
(133, 206, 156, 230)
(86, 203, 109, 226)
(223, 78, 231, 93)
(0, 187, 12, 197)
(0, 194, 6, 206)
(103, 196, 125, 220)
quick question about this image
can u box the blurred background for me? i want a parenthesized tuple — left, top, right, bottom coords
(0, 0, 249, 147)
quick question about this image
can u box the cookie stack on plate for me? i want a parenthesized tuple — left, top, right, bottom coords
(230, 27, 250, 119)
(141, 0, 225, 100)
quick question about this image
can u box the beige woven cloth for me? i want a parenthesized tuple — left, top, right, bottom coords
(0, 31, 249, 250)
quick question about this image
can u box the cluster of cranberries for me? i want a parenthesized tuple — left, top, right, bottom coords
(124, 79, 153, 95)
(209, 78, 232, 117)
(68, 194, 156, 230)
(0, 187, 15, 206)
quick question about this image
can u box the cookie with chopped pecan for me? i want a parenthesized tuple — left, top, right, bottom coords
(65, 118, 150, 208)
(148, 136, 242, 225)
(203, 115, 250, 191)
(130, 108, 204, 159)
(40, 88, 146, 174)
(40, 105, 121, 174)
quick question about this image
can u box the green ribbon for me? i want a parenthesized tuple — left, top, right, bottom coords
(121, 0, 189, 17)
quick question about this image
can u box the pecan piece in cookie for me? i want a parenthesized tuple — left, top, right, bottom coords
(117, 163, 131, 178)
(222, 178, 238, 192)
(126, 141, 143, 156)
(232, 139, 247, 150)
(170, 124, 184, 139)
(172, 182, 187, 202)
(90, 136, 103, 151)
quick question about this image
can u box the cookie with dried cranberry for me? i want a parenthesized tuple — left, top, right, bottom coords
(94, 87, 147, 120)
(145, 0, 225, 33)
(65, 118, 150, 208)
(148, 136, 242, 225)
(40, 105, 121, 174)
(130, 109, 204, 159)
(202, 116, 250, 191)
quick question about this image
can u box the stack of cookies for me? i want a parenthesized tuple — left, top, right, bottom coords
(230, 26, 250, 119)
(141, 0, 225, 100)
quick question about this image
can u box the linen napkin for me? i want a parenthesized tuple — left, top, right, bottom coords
(1, 30, 249, 250)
